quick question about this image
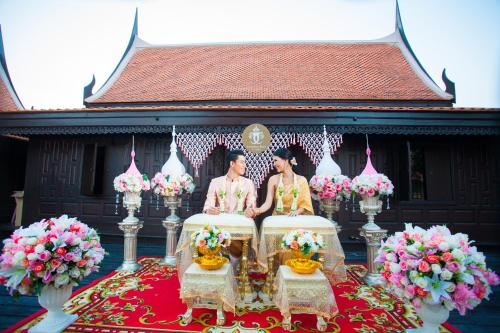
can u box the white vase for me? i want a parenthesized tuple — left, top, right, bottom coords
(359, 195, 382, 230)
(407, 303, 450, 333)
(28, 284, 78, 333)
(123, 191, 142, 223)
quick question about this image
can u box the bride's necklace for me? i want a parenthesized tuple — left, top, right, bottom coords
(276, 173, 298, 213)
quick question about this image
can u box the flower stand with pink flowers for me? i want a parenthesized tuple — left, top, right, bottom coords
(353, 137, 394, 286)
(376, 224, 499, 333)
(0, 215, 105, 333)
(113, 137, 150, 272)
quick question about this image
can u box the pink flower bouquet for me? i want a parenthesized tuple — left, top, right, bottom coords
(375, 223, 499, 315)
(351, 173, 393, 198)
(0, 215, 106, 297)
(113, 173, 150, 193)
(151, 172, 195, 196)
(309, 175, 352, 201)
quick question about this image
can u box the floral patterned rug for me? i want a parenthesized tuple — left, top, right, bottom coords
(4, 257, 459, 333)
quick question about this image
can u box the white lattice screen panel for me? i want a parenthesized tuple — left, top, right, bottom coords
(297, 133, 343, 166)
(175, 130, 342, 187)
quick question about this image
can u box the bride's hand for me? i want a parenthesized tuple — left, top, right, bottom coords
(288, 208, 303, 217)
(244, 207, 255, 218)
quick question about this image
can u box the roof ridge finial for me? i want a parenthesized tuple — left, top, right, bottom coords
(395, 0, 403, 33)
(133, 7, 139, 37)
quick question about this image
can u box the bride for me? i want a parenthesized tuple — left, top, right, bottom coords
(248, 148, 313, 217)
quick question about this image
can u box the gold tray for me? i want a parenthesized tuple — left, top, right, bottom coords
(285, 258, 322, 274)
(194, 256, 229, 270)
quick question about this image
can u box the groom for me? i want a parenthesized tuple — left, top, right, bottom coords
(203, 149, 256, 268)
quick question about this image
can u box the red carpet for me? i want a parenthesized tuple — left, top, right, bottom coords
(4, 257, 459, 333)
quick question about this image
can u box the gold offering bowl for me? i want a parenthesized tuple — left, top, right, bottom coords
(198, 244, 221, 256)
(194, 256, 228, 270)
(285, 258, 322, 274)
(195, 244, 226, 270)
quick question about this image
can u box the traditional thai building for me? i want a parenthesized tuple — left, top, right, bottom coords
(0, 6, 498, 245)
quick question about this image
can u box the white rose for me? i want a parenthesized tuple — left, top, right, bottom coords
(390, 263, 401, 274)
(71, 237, 81, 246)
(386, 253, 397, 262)
(87, 259, 95, 268)
(69, 268, 80, 278)
(444, 282, 456, 293)
(406, 245, 418, 255)
(57, 264, 68, 274)
(438, 242, 450, 252)
(54, 273, 70, 287)
(27, 253, 38, 261)
(27, 237, 38, 245)
(400, 277, 409, 286)
(415, 277, 428, 289)
(431, 264, 442, 275)
(409, 271, 419, 281)
(441, 269, 453, 280)
(451, 249, 464, 261)
(34, 244, 45, 253)
(297, 237, 306, 247)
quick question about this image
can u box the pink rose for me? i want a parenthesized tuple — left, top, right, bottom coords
(441, 252, 454, 262)
(38, 250, 52, 262)
(400, 261, 409, 271)
(358, 187, 366, 195)
(405, 284, 416, 297)
(446, 261, 460, 273)
(418, 260, 431, 272)
(64, 252, 75, 262)
(367, 188, 375, 197)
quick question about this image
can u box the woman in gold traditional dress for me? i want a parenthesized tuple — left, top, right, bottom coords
(249, 148, 314, 217)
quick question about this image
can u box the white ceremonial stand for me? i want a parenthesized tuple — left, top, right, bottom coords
(359, 227, 387, 286)
(161, 195, 182, 265)
(117, 192, 143, 272)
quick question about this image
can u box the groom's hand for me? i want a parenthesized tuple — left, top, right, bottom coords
(206, 206, 220, 215)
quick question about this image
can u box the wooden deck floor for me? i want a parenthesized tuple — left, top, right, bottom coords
(1, 241, 499, 332)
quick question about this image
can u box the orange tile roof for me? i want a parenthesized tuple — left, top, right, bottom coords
(89, 43, 452, 104)
(10, 105, 499, 113)
(0, 76, 19, 111)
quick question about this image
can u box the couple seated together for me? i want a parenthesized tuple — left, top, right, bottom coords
(202, 148, 314, 268)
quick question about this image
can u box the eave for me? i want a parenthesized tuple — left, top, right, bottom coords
(0, 108, 498, 136)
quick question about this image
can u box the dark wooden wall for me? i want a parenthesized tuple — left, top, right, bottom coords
(21, 134, 500, 245)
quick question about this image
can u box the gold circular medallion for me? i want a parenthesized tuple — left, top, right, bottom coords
(242, 124, 271, 154)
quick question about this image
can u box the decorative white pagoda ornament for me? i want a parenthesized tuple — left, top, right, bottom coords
(309, 126, 351, 232)
(113, 136, 150, 272)
(151, 126, 195, 265)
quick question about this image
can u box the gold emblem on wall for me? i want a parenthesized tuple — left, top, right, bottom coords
(242, 124, 271, 154)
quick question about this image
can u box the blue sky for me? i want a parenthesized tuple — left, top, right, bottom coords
(0, 0, 498, 109)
